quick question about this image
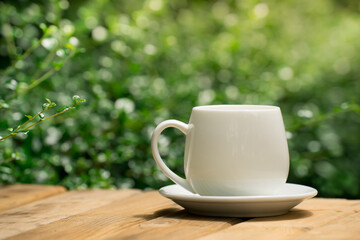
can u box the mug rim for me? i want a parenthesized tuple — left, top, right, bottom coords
(192, 105, 280, 112)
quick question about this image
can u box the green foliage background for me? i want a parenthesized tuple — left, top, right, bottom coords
(1, 0, 359, 198)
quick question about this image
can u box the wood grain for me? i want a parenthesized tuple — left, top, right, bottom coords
(293, 211, 360, 240)
(104, 210, 241, 240)
(4, 191, 179, 240)
(197, 198, 360, 240)
(0, 184, 66, 213)
(0, 189, 140, 239)
(1, 185, 359, 240)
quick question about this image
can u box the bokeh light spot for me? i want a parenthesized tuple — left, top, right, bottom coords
(92, 26, 107, 41)
(254, 3, 269, 19)
(278, 67, 294, 80)
(149, 0, 163, 11)
(144, 44, 157, 55)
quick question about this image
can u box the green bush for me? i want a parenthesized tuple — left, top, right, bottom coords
(1, 0, 359, 198)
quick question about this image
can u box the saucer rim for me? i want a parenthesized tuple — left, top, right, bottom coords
(159, 183, 318, 203)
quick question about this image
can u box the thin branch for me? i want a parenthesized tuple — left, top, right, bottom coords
(0, 100, 83, 142)
(41, 105, 77, 122)
(1, 33, 46, 78)
(4, 25, 17, 64)
(0, 133, 17, 142)
(24, 68, 57, 93)
(8, 49, 75, 99)
(25, 50, 75, 92)
(31, 48, 57, 80)
(21, 105, 77, 132)
(13, 108, 49, 133)
(0, 157, 17, 165)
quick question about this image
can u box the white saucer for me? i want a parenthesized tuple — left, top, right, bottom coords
(159, 183, 317, 217)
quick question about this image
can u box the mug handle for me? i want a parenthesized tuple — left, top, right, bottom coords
(151, 119, 193, 192)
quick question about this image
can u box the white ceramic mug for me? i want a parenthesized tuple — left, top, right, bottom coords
(151, 105, 289, 196)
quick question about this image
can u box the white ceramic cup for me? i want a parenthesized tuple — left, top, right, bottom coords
(151, 105, 289, 196)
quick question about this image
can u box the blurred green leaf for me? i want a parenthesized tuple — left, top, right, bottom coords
(0, 0, 359, 199)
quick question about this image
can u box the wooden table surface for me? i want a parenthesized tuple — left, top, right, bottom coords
(0, 184, 359, 240)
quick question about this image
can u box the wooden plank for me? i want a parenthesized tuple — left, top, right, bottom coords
(4, 191, 184, 240)
(103, 210, 241, 240)
(0, 184, 66, 213)
(293, 202, 360, 240)
(196, 198, 360, 240)
(293, 197, 360, 211)
(0, 189, 140, 240)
